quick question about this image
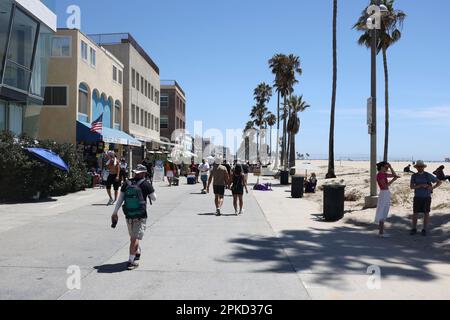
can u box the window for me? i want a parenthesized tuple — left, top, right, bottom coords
(51, 36, 70, 58)
(148, 83, 151, 100)
(113, 66, 117, 82)
(118, 70, 123, 84)
(132, 69, 136, 88)
(136, 72, 140, 91)
(0, 3, 13, 77)
(161, 95, 169, 108)
(81, 41, 88, 61)
(150, 114, 154, 130)
(151, 86, 154, 100)
(145, 80, 148, 97)
(148, 113, 151, 129)
(114, 101, 121, 130)
(140, 109, 144, 126)
(136, 106, 140, 125)
(156, 117, 160, 132)
(44, 87, 67, 106)
(144, 111, 148, 128)
(155, 90, 160, 105)
(160, 115, 168, 129)
(131, 104, 136, 124)
(0, 102, 5, 131)
(78, 84, 89, 122)
(8, 104, 23, 136)
(141, 77, 144, 94)
(90, 47, 96, 67)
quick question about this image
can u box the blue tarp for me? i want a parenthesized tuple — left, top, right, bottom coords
(25, 148, 70, 172)
(76, 121, 142, 147)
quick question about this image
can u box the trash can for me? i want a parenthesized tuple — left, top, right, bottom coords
(291, 176, 305, 198)
(280, 170, 289, 185)
(323, 184, 346, 222)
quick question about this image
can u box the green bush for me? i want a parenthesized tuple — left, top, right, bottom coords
(0, 131, 90, 202)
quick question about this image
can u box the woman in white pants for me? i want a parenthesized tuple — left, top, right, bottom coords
(375, 162, 400, 237)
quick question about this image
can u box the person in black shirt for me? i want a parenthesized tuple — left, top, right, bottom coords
(111, 164, 156, 270)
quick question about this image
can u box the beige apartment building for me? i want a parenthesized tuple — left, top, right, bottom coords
(38, 29, 140, 169)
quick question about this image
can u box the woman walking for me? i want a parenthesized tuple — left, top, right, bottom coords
(231, 164, 249, 215)
(375, 162, 399, 237)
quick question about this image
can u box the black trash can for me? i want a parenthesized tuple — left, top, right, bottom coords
(323, 184, 346, 222)
(291, 176, 305, 198)
(280, 170, 289, 185)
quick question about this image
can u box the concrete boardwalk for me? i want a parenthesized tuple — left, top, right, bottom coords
(0, 180, 309, 300)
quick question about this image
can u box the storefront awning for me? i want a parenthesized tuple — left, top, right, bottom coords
(77, 121, 142, 147)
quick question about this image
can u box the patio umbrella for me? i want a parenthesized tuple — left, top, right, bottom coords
(295, 162, 319, 176)
(25, 148, 70, 172)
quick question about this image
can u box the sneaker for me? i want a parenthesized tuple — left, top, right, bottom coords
(410, 229, 417, 236)
(240, 209, 244, 215)
(421, 229, 427, 237)
(107, 199, 114, 206)
(127, 261, 139, 270)
(216, 209, 221, 216)
(135, 253, 141, 261)
(235, 210, 239, 216)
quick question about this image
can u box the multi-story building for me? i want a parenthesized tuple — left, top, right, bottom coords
(89, 33, 163, 166)
(160, 80, 186, 143)
(0, 0, 56, 138)
(38, 29, 140, 169)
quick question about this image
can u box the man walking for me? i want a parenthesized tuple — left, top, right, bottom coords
(410, 160, 442, 236)
(207, 157, 230, 216)
(106, 151, 121, 205)
(199, 159, 210, 194)
(111, 164, 157, 270)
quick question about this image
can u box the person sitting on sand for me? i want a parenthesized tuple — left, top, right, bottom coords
(305, 173, 318, 193)
(433, 165, 450, 182)
(404, 164, 415, 174)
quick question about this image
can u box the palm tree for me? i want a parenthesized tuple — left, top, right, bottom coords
(251, 83, 272, 163)
(244, 121, 255, 162)
(265, 112, 277, 158)
(353, 0, 406, 161)
(327, 0, 338, 179)
(286, 95, 310, 169)
(250, 104, 269, 163)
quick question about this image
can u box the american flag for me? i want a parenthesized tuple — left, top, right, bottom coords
(91, 114, 103, 134)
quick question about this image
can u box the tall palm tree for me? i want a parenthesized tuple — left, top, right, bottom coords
(354, 0, 406, 161)
(287, 95, 310, 169)
(250, 104, 269, 163)
(265, 112, 277, 158)
(327, 0, 338, 179)
(251, 83, 272, 163)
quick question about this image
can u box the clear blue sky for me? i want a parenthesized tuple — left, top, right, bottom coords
(50, 0, 450, 161)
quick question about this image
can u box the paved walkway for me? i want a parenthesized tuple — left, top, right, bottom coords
(0, 180, 309, 300)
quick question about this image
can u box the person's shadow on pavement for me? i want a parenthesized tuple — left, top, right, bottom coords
(94, 262, 129, 273)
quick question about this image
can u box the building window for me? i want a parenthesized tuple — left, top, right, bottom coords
(155, 90, 160, 105)
(118, 70, 123, 84)
(51, 36, 71, 57)
(78, 83, 89, 122)
(136, 106, 140, 125)
(132, 69, 136, 88)
(113, 66, 117, 82)
(148, 83, 151, 100)
(144, 80, 148, 97)
(141, 77, 144, 94)
(131, 104, 136, 124)
(114, 101, 121, 130)
(151, 86, 154, 100)
(144, 111, 148, 128)
(148, 113, 151, 129)
(161, 95, 169, 107)
(81, 41, 88, 61)
(44, 86, 67, 106)
(90, 47, 96, 67)
(160, 115, 168, 129)
(8, 104, 23, 136)
(0, 102, 6, 131)
(136, 72, 140, 91)
(150, 114, 154, 130)
(140, 109, 144, 126)
(156, 117, 160, 132)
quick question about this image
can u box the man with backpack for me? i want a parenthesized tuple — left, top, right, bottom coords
(111, 164, 156, 270)
(410, 160, 442, 236)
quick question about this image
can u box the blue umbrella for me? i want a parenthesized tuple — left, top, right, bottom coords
(25, 148, 70, 172)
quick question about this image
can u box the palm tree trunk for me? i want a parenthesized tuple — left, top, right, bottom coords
(269, 126, 273, 158)
(327, 0, 337, 179)
(289, 132, 296, 169)
(282, 95, 288, 170)
(287, 130, 291, 170)
(274, 91, 281, 169)
(382, 46, 389, 162)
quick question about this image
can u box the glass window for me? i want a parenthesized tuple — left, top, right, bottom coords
(150, 114, 154, 130)
(118, 70, 123, 84)
(3, 62, 31, 91)
(44, 87, 67, 106)
(51, 36, 71, 57)
(161, 95, 169, 108)
(136, 72, 140, 91)
(8, 104, 23, 136)
(132, 69, 136, 88)
(161, 115, 168, 129)
(156, 117, 160, 132)
(114, 101, 121, 129)
(151, 86, 154, 100)
(140, 109, 144, 126)
(131, 104, 136, 124)
(103, 98, 112, 129)
(81, 41, 88, 60)
(0, 101, 6, 131)
(141, 77, 144, 94)
(30, 26, 52, 97)
(155, 90, 160, 105)
(90, 47, 96, 66)
(144, 80, 148, 97)
(113, 66, 117, 82)
(136, 106, 140, 124)
(148, 83, 151, 100)
(144, 111, 148, 128)
(78, 83, 88, 122)
(148, 113, 151, 129)
(8, 9, 38, 67)
(0, 0, 13, 77)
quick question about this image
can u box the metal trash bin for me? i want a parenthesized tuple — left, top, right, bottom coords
(291, 176, 305, 198)
(280, 170, 289, 185)
(323, 184, 346, 222)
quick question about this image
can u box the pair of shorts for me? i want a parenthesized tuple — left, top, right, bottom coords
(213, 185, 225, 197)
(201, 175, 208, 183)
(106, 174, 121, 190)
(127, 218, 147, 240)
(413, 197, 432, 214)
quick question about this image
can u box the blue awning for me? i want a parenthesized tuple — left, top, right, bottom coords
(76, 121, 142, 147)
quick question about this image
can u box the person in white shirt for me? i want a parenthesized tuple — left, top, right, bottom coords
(198, 159, 210, 193)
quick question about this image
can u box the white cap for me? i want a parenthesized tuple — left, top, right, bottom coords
(214, 157, 222, 165)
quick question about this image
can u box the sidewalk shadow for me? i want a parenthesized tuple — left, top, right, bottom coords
(198, 213, 239, 217)
(94, 262, 129, 274)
